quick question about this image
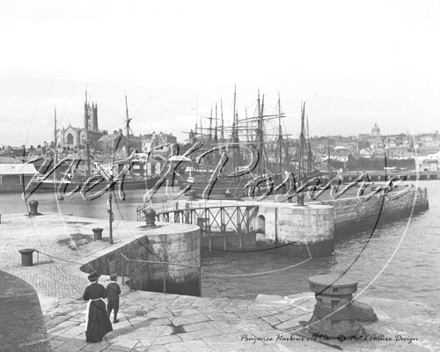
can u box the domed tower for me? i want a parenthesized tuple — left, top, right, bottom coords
(371, 123, 380, 137)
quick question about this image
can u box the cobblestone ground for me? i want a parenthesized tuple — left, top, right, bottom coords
(0, 213, 148, 299)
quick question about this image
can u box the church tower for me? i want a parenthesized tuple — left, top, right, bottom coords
(92, 102, 98, 132)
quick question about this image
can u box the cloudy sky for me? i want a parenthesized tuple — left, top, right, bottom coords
(0, 0, 439, 147)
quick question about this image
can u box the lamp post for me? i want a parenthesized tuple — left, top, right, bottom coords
(107, 178, 114, 244)
(108, 192, 113, 244)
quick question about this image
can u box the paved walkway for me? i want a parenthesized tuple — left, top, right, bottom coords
(1, 212, 439, 351)
(0, 212, 150, 301)
(44, 290, 439, 352)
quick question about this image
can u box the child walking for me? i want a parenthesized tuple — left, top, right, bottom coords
(106, 274, 121, 323)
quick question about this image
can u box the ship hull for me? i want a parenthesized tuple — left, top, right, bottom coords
(27, 176, 161, 193)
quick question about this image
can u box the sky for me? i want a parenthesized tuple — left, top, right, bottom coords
(0, 0, 439, 147)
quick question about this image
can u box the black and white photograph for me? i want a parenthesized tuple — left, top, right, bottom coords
(0, 1, 439, 351)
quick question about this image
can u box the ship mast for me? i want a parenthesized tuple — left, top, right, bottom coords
(232, 86, 237, 171)
(54, 106, 58, 177)
(214, 102, 218, 144)
(84, 90, 91, 178)
(245, 107, 249, 143)
(297, 102, 306, 205)
(125, 93, 132, 156)
(220, 98, 224, 142)
(209, 107, 213, 146)
(256, 91, 266, 174)
(327, 139, 331, 174)
(278, 93, 283, 173)
(307, 115, 312, 172)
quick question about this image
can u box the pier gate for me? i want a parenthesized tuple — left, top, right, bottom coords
(137, 200, 259, 251)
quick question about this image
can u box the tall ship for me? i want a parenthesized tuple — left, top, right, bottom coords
(26, 92, 160, 196)
(179, 87, 329, 200)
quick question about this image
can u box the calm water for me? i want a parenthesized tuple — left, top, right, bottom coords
(1, 181, 439, 312)
(201, 181, 440, 313)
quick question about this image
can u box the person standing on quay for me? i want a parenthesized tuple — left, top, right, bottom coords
(106, 274, 121, 323)
(83, 272, 113, 343)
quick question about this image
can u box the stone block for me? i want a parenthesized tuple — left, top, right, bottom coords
(178, 328, 222, 342)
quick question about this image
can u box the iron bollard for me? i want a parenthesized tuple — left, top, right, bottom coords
(307, 274, 360, 338)
(143, 208, 157, 227)
(92, 228, 103, 240)
(29, 200, 40, 215)
(189, 190, 197, 201)
(19, 249, 36, 266)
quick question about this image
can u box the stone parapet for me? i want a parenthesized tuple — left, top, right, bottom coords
(79, 222, 201, 296)
(0, 270, 51, 352)
(321, 187, 429, 236)
(254, 203, 334, 257)
(0, 184, 24, 192)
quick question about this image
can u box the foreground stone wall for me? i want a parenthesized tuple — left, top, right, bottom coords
(0, 270, 51, 352)
(320, 187, 429, 236)
(80, 223, 201, 296)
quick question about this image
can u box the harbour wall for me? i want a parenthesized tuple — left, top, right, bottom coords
(80, 223, 201, 296)
(170, 200, 335, 257)
(0, 184, 24, 192)
(253, 203, 334, 257)
(148, 186, 429, 258)
(319, 186, 429, 236)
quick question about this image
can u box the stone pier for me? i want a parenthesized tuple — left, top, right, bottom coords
(254, 203, 334, 257)
(80, 221, 201, 296)
(320, 187, 429, 236)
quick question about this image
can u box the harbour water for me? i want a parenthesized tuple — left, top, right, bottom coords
(1, 181, 439, 312)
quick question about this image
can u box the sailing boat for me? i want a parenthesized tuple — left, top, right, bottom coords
(186, 88, 290, 199)
(186, 92, 335, 200)
(26, 93, 161, 195)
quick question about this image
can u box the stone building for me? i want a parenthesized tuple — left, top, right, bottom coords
(97, 131, 128, 155)
(56, 101, 104, 150)
(0, 156, 37, 189)
(370, 123, 384, 149)
(371, 123, 380, 137)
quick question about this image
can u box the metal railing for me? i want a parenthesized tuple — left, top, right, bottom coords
(120, 253, 202, 296)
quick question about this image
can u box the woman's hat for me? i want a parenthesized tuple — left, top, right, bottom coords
(88, 272, 100, 282)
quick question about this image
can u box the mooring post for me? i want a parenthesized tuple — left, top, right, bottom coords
(185, 203, 189, 224)
(175, 201, 179, 223)
(108, 192, 113, 244)
(238, 207, 242, 250)
(307, 274, 360, 337)
(208, 220, 212, 252)
(223, 220, 227, 251)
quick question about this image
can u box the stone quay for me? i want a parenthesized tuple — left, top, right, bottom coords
(0, 210, 438, 351)
(169, 200, 335, 257)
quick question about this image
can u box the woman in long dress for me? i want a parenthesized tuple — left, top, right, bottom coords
(83, 272, 113, 343)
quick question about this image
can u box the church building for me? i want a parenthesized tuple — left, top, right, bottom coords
(56, 101, 104, 151)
